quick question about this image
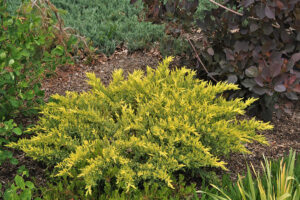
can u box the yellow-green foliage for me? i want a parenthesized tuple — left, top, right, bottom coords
(8, 57, 272, 195)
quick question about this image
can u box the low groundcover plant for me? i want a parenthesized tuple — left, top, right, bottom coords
(8, 57, 272, 196)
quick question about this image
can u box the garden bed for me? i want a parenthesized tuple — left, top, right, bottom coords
(1, 0, 299, 199)
(41, 49, 300, 181)
(2, 48, 298, 190)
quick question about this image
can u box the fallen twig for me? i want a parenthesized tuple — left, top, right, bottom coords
(187, 39, 217, 82)
(208, 0, 280, 28)
(208, 0, 243, 16)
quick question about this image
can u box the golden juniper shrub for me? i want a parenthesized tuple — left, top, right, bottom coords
(8, 57, 272, 195)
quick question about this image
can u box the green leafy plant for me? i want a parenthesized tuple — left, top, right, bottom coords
(199, 150, 300, 200)
(0, 0, 78, 175)
(0, 119, 22, 139)
(0, 165, 41, 200)
(0, 149, 18, 166)
(8, 57, 272, 196)
(0, 0, 76, 120)
(0, 3, 80, 199)
(197, 0, 300, 121)
(0, 119, 20, 165)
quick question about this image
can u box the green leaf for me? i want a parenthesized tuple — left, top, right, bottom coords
(24, 90, 34, 100)
(19, 81, 29, 88)
(21, 50, 30, 58)
(25, 181, 35, 189)
(3, 188, 17, 200)
(13, 127, 22, 135)
(15, 175, 25, 190)
(0, 35, 6, 42)
(2, 150, 13, 159)
(9, 59, 15, 66)
(7, 19, 14, 26)
(20, 189, 32, 200)
(51, 45, 64, 56)
(10, 157, 19, 165)
(0, 52, 6, 59)
(17, 165, 27, 175)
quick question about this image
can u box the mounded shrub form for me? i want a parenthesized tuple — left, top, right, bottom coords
(9, 57, 272, 195)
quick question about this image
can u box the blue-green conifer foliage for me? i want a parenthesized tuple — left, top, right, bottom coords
(50, 0, 165, 54)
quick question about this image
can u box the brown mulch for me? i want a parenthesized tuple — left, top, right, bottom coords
(42, 49, 162, 101)
(0, 48, 299, 191)
(224, 111, 300, 180)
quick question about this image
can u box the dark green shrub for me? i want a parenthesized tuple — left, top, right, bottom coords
(9, 57, 272, 196)
(196, 0, 300, 120)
